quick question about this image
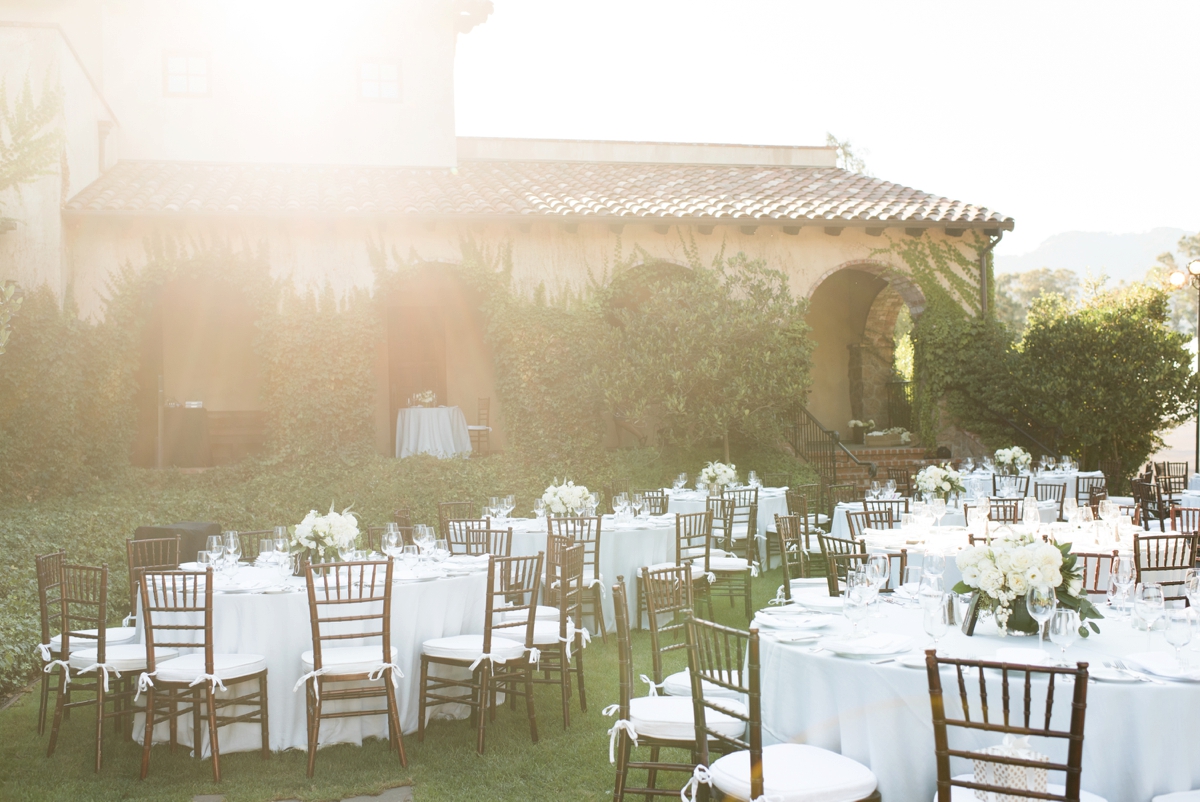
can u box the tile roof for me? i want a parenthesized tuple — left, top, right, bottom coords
(64, 159, 1013, 229)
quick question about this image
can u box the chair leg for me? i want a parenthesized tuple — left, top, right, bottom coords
(385, 678, 408, 767)
(613, 728, 632, 802)
(206, 683, 221, 783)
(37, 669, 50, 736)
(306, 682, 321, 779)
(94, 678, 106, 773)
(258, 674, 270, 759)
(558, 645, 571, 728)
(417, 657, 428, 742)
(191, 686, 201, 758)
(635, 576, 644, 630)
(592, 585, 608, 643)
(46, 672, 67, 758)
(523, 663, 539, 745)
(476, 666, 490, 755)
(647, 744, 660, 791)
(744, 576, 753, 621)
(140, 688, 156, 779)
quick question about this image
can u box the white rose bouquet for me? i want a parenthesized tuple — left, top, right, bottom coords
(954, 532, 1102, 636)
(699, 461, 738, 490)
(409, 390, 437, 407)
(848, 419, 874, 430)
(292, 502, 360, 562)
(994, 446, 1032, 474)
(913, 463, 965, 498)
(542, 480, 590, 516)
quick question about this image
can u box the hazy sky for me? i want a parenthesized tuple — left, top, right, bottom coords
(454, 1, 1200, 257)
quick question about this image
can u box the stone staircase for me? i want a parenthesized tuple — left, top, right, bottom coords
(835, 446, 932, 489)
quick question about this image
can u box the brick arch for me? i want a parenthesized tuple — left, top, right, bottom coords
(807, 259, 925, 317)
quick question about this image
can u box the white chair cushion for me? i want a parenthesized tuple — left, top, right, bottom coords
(155, 652, 267, 684)
(807, 514, 830, 525)
(532, 620, 565, 646)
(729, 523, 752, 540)
(301, 645, 398, 673)
(661, 669, 744, 700)
(67, 643, 179, 673)
(629, 695, 746, 742)
(709, 557, 751, 573)
(499, 605, 559, 623)
(646, 562, 706, 581)
(51, 627, 138, 652)
(582, 567, 603, 588)
(421, 634, 526, 663)
(710, 743, 877, 802)
(1152, 793, 1200, 802)
(945, 774, 1106, 802)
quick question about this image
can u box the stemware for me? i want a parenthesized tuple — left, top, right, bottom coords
(505, 494, 517, 518)
(207, 535, 224, 567)
(1097, 499, 1117, 523)
(930, 498, 947, 527)
(1135, 583, 1165, 649)
(748, 471, 760, 488)
(631, 493, 645, 518)
(1165, 608, 1193, 665)
(273, 526, 289, 558)
(1048, 608, 1080, 665)
(918, 573, 945, 611)
(1026, 585, 1056, 651)
(1185, 573, 1200, 611)
(901, 566, 923, 600)
(400, 545, 420, 570)
(223, 531, 242, 565)
(885, 479, 897, 497)
(433, 539, 450, 564)
(866, 553, 891, 592)
(196, 550, 212, 569)
(923, 550, 946, 579)
(1022, 496, 1041, 535)
(923, 597, 950, 650)
(488, 497, 502, 519)
(1076, 505, 1093, 525)
(382, 529, 402, 558)
(258, 538, 274, 564)
(534, 498, 546, 519)
(675, 473, 688, 491)
(1113, 554, 1135, 616)
(843, 584, 870, 636)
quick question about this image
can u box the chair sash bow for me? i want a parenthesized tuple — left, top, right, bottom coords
(639, 674, 664, 696)
(367, 662, 405, 687)
(37, 643, 53, 662)
(769, 586, 789, 605)
(607, 718, 638, 763)
(78, 662, 122, 693)
(468, 652, 510, 672)
(681, 765, 713, 802)
(135, 671, 157, 701)
(122, 613, 136, 628)
(188, 672, 227, 693)
(43, 659, 71, 685)
(527, 647, 541, 667)
(293, 667, 331, 700)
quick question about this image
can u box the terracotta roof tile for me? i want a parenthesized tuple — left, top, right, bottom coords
(63, 159, 1012, 228)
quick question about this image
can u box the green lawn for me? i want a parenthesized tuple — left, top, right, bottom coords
(0, 567, 786, 801)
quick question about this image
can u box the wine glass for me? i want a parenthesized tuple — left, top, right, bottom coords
(843, 585, 870, 636)
(918, 574, 945, 613)
(675, 473, 688, 491)
(930, 498, 947, 527)
(1098, 499, 1117, 523)
(382, 529, 401, 558)
(534, 498, 546, 519)
(923, 550, 946, 579)
(1022, 496, 1041, 535)
(223, 531, 242, 565)
(866, 553, 891, 592)
(400, 544, 420, 570)
(1186, 573, 1200, 611)
(1113, 554, 1135, 616)
(923, 597, 950, 650)
(631, 493, 645, 518)
(207, 535, 224, 567)
(257, 538, 274, 565)
(1165, 608, 1193, 665)
(748, 471, 760, 488)
(1026, 585, 1057, 651)
(901, 566, 923, 602)
(1076, 505, 1093, 525)
(273, 526, 289, 559)
(505, 494, 517, 518)
(1135, 583, 1165, 649)
(884, 479, 897, 497)
(488, 496, 501, 519)
(1048, 608, 1080, 665)
(962, 457, 975, 473)
(433, 539, 450, 564)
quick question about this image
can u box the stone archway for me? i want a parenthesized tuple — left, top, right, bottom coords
(805, 261, 924, 435)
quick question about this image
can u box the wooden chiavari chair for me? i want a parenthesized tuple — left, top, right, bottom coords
(1077, 476, 1107, 509)
(818, 533, 867, 597)
(438, 501, 475, 538)
(685, 617, 878, 802)
(126, 536, 181, 627)
(1035, 481, 1067, 522)
(467, 397, 491, 455)
(640, 565, 695, 700)
(1132, 479, 1170, 531)
(986, 497, 1022, 524)
(643, 489, 669, 516)
(530, 542, 588, 727)
(790, 483, 827, 529)
(1075, 551, 1118, 597)
(1171, 507, 1200, 536)
(720, 486, 760, 553)
(775, 515, 817, 602)
(635, 511, 713, 629)
(608, 577, 702, 802)
(826, 482, 861, 507)
(300, 560, 404, 776)
(887, 466, 913, 496)
(446, 525, 513, 557)
(392, 507, 413, 528)
(706, 497, 755, 621)
(924, 651, 1097, 802)
(418, 553, 542, 753)
(991, 474, 1030, 497)
(138, 568, 267, 781)
(36, 551, 67, 737)
(548, 515, 607, 642)
(1134, 532, 1199, 603)
(865, 497, 909, 519)
(233, 530, 274, 561)
(845, 508, 893, 540)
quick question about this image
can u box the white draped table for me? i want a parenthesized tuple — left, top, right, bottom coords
(758, 592, 1200, 801)
(503, 514, 676, 629)
(394, 406, 472, 459)
(831, 499, 1060, 541)
(134, 567, 489, 754)
(962, 469, 1106, 501)
(668, 487, 789, 563)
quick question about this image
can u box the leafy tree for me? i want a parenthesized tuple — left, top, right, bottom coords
(598, 249, 812, 462)
(994, 268, 1080, 334)
(1017, 283, 1195, 470)
(1151, 233, 1200, 335)
(825, 132, 870, 175)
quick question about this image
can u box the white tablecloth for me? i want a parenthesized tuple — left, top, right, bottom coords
(668, 487, 789, 555)
(134, 567, 488, 754)
(758, 591, 1200, 801)
(394, 406, 471, 459)
(831, 499, 1060, 541)
(504, 515, 676, 629)
(963, 469, 1106, 501)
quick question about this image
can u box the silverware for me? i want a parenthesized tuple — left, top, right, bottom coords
(1110, 659, 1167, 684)
(869, 657, 896, 665)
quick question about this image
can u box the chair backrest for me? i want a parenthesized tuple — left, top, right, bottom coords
(1133, 533, 1198, 601)
(477, 397, 490, 427)
(444, 517, 492, 547)
(557, 543, 586, 638)
(1170, 506, 1200, 536)
(1087, 486, 1107, 517)
(642, 565, 692, 683)
(544, 533, 572, 606)
(792, 483, 823, 516)
(127, 536, 181, 618)
(846, 508, 892, 540)
(1098, 458, 1125, 495)
(484, 553, 543, 652)
(643, 489, 669, 516)
(710, 494, 757, 557)
(1034, 482, 1066, 522)
(687, 617, 760, 799)
(676, 511, 712, 571)
(448, 526, 512, 557)
(775, 516, 808, 601)
(59, 563, 109, 663)
(818, 533, 867, 596)
(548, 516, 602, 574)
(236, 530, 274, 561)
(140, 568, 213, 675)
(865, 498, 909, 519)
(612, 577, 634, 718)
(826, 482, 860, 506)
(1131, 480, 1168, 529)
(991, 474, 1030, 497)
(36, 550, 67, 648)
(1166, 461, 1189, 494)
(925, 651, 1090, 802)
(393, 507, 412, 528)
(987, 498, 1022, 524)
(1076, 476, 1107, 506)
(1074, 551, 1118, 596)
(438, 502, 475, 538)
(887, 466, 913, 495)
(305, 560, 393, 673)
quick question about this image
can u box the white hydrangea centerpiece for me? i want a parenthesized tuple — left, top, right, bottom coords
(913, 463, 965, 499)
(699, 461, 738, 490)
(994, 446, 1032, 475)
(954, 531, 1103, 636)
(542, 479, 589, 516)
(409, 390, 437, 407)
(291, 502, 360, 562)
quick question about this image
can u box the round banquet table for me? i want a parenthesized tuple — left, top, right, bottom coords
(961, 469, 1106, 501)
(758, 590, 1200, 802)
(133, 566, 488, 755)
(503, 514, 676, 629)
(831, 498, 1060, 542)
(668, 487, 789, 553)
(394, 406, 472, 459)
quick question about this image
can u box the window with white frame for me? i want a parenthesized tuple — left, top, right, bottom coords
(164, 53, 210, 96)
(360, 61, 401, 101)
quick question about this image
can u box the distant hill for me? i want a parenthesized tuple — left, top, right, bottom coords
(995, 228, 1191, 283)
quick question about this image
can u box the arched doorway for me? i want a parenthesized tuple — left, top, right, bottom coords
(805, 262, 923, 436)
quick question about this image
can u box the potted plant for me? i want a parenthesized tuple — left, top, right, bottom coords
(847, 419, 874, 445)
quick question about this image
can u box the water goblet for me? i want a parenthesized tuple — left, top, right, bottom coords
(918, 574, 945, 612)
(1165, 608, 1193, 665)
(382, 529, 402, 558)
(748, 471, 760, 488)
(505, 494, 517, 518)
(923, 597, 950, 650)
(1098, 499, 1117, 523)
(400, 545, 420, 571)
(631, 493, 645, 518)
(1022, 496, 1041, 535)
(1186, 573, 1200, 611)
(433, 539, 450, 564)
(1048, 607, 1080, 665)
(1113, 554, 1135, 616)
(534, 498, 546, 519)
(843, 585, 870, 636)
(197, 550, 212, 569)
(867, 553, 890, 592)
(923, 550, 946, 579)
(207, 534, 224, 566)
(1026, 585, 1057, 652)
(930, 498, 947, 527)
(258, 538, 274, 565)
(223, 531, 242, 567)
(1135, 583, 1165, 648)
(885, 479, 897, 497)
(675, 473, 688, 491)
(274, 527, 290, 557)
(901, 566, 923, 602)
(1076, 505, 1093, 525)
(962, 457, 974, 473)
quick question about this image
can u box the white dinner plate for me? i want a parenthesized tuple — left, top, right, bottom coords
(1124, 651, 1200, 682)
(898, 653, 931, 669)
(214, 578, 274, 594)
(768, 631, 822, 644)
(178, 562, 205, 572)
(792, 592, 844, 612)
(824, 634, 915, 659)
(753, 614, 833, 631)
(1088, 666, 1141, 683)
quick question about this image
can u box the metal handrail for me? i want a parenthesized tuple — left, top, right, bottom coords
(990, 412, 1060, 459)
(789, 406, 878, 486)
